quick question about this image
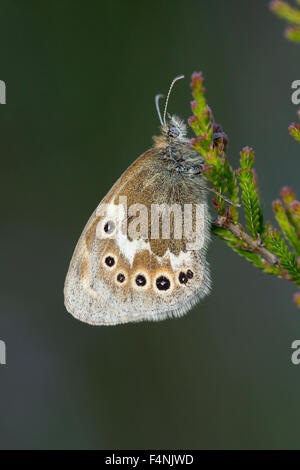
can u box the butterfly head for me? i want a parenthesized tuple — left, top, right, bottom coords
(161, 115, 187, 141)
(155, 75, 188, 145)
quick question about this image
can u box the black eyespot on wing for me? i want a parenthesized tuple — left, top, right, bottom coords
(156, 275, 170, 291)
(104, 221, 115, 234)
(136, 274, 147, 287)
(117, 273, 125, 283)
(186, 269, 194, 279)
(105, 256, 115, 267)
(179, 272, 188, 284)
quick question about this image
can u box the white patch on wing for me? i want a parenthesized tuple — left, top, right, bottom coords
(95, 198, 153, 266)
(117, 235, 152, 267)
(96, 201, 123, 230)
(167, 250, 192, 270)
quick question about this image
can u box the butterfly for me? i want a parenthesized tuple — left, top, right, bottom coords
(64, 75, 213, 325)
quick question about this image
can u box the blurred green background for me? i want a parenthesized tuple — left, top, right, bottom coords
(1, 0, 300, 450)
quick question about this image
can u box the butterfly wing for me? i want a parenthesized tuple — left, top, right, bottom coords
(64, 147, 211, 325)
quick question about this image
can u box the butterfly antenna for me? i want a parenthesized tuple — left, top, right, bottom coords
(155, 94, 164, 126)
(163, 74, 185, 126)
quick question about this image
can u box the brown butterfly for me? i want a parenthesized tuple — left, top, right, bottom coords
(64, 75, 213, 325)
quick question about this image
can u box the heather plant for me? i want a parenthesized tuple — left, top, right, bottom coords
(188, 67, 300, 308)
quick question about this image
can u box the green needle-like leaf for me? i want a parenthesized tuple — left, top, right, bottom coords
(273, 200, 300, 255)
(237, 147, 264, 238)
(265, 230, 300, 286)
